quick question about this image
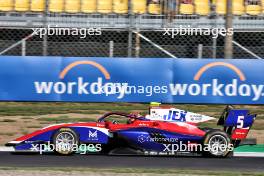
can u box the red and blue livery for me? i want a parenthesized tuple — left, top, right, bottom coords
(6, 104, 256, 157)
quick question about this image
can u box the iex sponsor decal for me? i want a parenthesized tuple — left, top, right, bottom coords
(169, 62, 263, 101)
(163, 110, 186, 121)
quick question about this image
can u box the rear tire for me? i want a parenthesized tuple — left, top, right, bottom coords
(202, 130, 232, 158)
(53, 128, 79, 155)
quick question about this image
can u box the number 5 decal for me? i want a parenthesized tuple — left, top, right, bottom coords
(237, 116, 244, 128)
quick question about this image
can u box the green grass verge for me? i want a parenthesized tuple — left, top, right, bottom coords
(1, 119, 16, 122)
(37, 116, 96, 123)
(235, 145, 264, 153)
(0, 102, 263, 118)
(0, 102, 263, 130)
(0, 102, 149, 116)
(0, 167, 263, 176)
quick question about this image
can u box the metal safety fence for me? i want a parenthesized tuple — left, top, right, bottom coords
(0, 28, 263, 59)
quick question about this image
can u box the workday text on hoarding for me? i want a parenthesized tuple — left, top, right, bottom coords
(0, 56, 263, 104)
(34, 60, 264, 103)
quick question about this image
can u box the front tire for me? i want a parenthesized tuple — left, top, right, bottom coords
(202, 130, 232, 158)
(53, 128, 79, 155)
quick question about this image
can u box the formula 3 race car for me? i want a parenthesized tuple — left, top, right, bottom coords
(6, 104, 256, 157)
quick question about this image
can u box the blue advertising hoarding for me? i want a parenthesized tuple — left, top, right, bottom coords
(0, 56, 263, 104)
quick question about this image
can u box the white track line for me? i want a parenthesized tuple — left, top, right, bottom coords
(234, 152, 264, 157)
(0, 147, 14, 152)
(0, 146, 263, 157)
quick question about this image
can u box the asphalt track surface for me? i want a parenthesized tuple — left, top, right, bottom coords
(0, 152, 264, 171)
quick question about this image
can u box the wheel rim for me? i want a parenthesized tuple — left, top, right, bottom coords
(208, 135, 228, 156)
(55, 132, 75, 152)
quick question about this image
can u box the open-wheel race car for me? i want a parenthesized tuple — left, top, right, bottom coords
(6, 104, 256, 157)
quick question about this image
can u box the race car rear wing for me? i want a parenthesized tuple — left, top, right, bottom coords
(217, 105, 257, 143)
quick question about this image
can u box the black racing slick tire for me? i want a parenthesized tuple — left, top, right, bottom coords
(202, 130, 233, 158)
(52, 128, 79, 155)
